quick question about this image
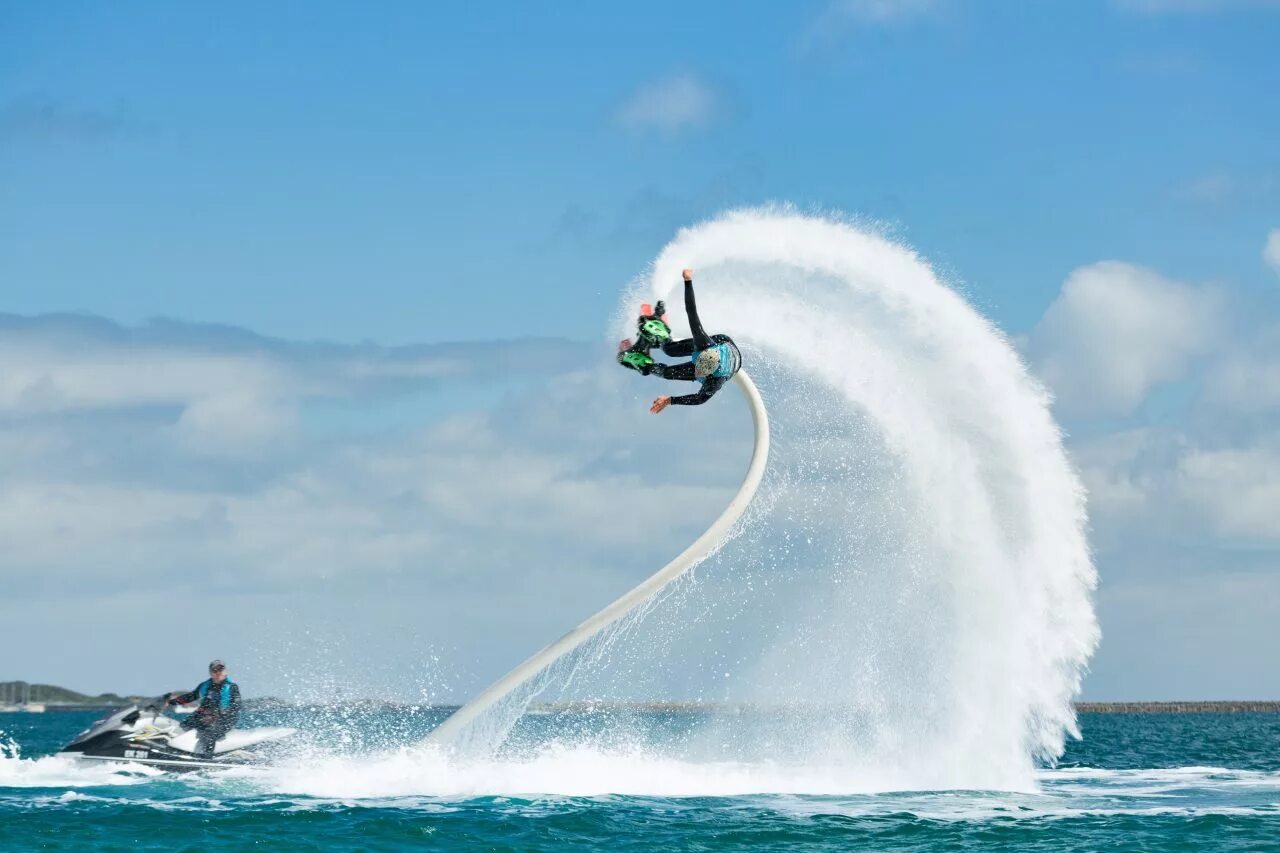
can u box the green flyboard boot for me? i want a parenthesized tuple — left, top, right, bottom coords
(616, 301, 670, 373)
(617, 348, 656, 372)
(635, 301, 671, 348)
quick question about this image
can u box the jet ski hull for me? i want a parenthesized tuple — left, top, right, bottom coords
(58, 750, 244, 771)
(59, 701, 295, 771)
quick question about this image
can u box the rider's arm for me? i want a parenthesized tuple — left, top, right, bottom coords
(668, 376, 726, 406)
(169, 686, 200, 705)
(683, 275, 712, 351)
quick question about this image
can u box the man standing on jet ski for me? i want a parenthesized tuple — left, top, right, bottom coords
(617, 268, 742, 413)
(167, 659, 241, 759)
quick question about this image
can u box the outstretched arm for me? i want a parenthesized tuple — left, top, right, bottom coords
(682, 268, 712, 351)
(651, 376, 727, 412)
(671, 375, 726, 406)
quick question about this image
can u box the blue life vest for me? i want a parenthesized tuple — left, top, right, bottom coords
(197, 679, 233, 709)
(691, 342, 739, 382)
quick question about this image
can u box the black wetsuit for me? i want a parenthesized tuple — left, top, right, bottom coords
(648, 278, 742, 405)
(172, 679, 241, 759)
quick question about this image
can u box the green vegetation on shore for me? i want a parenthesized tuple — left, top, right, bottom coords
(0, 681, 145, 707)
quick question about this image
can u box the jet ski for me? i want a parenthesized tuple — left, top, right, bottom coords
(58, 695, 296, 770)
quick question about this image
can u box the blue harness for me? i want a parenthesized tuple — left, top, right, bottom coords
(197, 678, 233, 709)
(691, 342, 738, 382)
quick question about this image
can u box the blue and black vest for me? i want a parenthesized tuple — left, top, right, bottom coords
(196, 678, 234, 709)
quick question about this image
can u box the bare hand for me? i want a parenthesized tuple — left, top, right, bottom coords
(650, 396, 672, 414)
(682, 268, 694, 282)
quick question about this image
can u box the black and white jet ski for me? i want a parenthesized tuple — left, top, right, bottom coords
(58, 696, 296, 770)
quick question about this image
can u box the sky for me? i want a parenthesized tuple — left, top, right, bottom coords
(1, 0, 1278, 701)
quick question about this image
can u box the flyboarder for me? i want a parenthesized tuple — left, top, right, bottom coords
(617, 268, 742, 413)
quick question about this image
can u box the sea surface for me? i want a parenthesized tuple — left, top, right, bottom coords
(2, 708, 1278, 851)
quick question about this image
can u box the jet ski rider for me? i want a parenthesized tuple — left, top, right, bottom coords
(167, 659, 241, 759)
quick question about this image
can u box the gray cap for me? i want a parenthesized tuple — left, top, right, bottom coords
(208, 659, 226, 673)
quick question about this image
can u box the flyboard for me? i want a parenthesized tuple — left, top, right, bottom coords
(425, 369, 770, 747)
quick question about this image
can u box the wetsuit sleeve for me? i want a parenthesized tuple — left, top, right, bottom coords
(684, 279, 712, 351)
(668, 375, 726, 406)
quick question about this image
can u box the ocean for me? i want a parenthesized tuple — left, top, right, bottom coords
(2, 707, 1278, 851)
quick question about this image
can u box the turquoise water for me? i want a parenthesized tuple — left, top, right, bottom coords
(2, 709, 1278, 850)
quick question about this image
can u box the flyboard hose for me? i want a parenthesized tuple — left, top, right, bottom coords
(425, 370, 770, 747)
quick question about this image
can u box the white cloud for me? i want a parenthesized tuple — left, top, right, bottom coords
(1204, 322, 1280, 412)
(1070, 426, 1280, 547)
(0, 313, 741, 599)
(1029, 251, 1280, 547)
(1178, 444, 1280, 540)
(1069, 428, 1164, 523)
(615, 74, 720, 135)
(0, 315, 583, 455)
(1028, 261, 1225, 416)
(0, 344, 300, 452)
(1022, 239, 1280, 551)
(1265, 228, 1280, 276)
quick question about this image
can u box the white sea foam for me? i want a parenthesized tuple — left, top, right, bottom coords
(237, 746, 1278, 821)
(6, 736, 1276, 822)
(0, 751, 161, 789)
(246, 742, 964, 799)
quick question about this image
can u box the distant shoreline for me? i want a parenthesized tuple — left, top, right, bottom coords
(4, 682, 1278, 715)
(1074, 701, 1280, 714)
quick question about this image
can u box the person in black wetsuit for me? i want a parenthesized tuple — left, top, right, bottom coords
(621, 268, 742, 414)
(167, 659, 241, 759)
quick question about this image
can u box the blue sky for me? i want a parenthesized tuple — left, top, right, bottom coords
(4, 0, 1276, 341)
(1, 1, 1279, 700)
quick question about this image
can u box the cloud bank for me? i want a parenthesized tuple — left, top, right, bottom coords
(1025, 246, 1280, 699)
(5, 231, 1279, 700)
(0, 314, 744, 697)
(1027, 258, 1279, 545)
(1027, 262, 1225, 417)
